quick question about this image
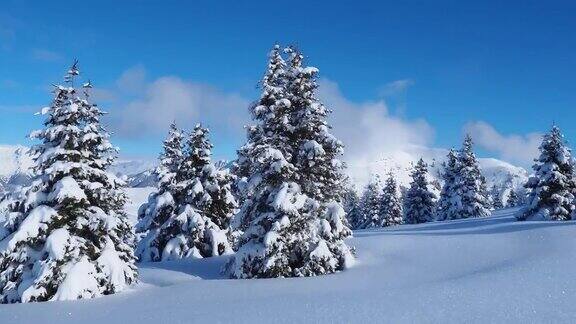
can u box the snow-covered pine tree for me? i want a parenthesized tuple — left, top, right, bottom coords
(380, 172, 403, 227)
(342, 182, 362, 229)
(287, 47, 346, 204)
(403, 159, 436, 224)
(455, 135, 491, 219)
(231, 44, 289, 230)
(225, 45, 305, 278)
(519, 126, 576, 221)
(359, 175, 382, 229)
(136, 123, 184, 261)
(226, 45, 354, 279)
(490, 185, 504, 210)
(280, 45, 353, 276)
(137, 124, 237, 261)
(435, 149, 460, 221)
(0, 62, 137, 303)
(506, 189, 519, 208)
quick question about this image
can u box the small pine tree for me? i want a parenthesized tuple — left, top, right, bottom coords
(403, 159, 436, 224)
(137, 124, 237, 261)
(520, 126, 576, 221)
(380, 173, 403, 226)
(0, 62, 137, 303)
(136, 123, 184, 256)
(359, 175, 382, 228)
(506, 189, 519, 208)
(342, 183, 362, 229)
(490, 185, 504, 210)
(436, 149, 460, 221)
(453, 135, 491, 219)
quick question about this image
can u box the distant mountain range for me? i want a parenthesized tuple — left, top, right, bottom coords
(0, 145, 529, 200)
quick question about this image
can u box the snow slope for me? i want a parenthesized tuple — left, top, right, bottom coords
(1, 208, 575, 323)
(124, 187, 156, 222)
(346, 145, 528, 192)
(0, 144, 527, 193)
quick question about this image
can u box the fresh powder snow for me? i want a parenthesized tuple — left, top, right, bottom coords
(1, 207, 575, 322)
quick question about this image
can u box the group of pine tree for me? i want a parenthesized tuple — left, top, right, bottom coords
(0, 46, 574, 304)
(346, 135, 528, 229)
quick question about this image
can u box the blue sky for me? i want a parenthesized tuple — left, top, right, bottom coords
(1, 0, 575, 166)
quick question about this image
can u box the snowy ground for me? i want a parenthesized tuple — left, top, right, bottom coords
(1, 205, 575, 323)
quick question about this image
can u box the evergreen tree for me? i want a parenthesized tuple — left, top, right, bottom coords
(359, 175, 382, 229)
(226, 45, 353, 279)
(231, 45, 291, 230)
(436, 149, 460, 221)
(443, 136, 491, 220)
(0, 62, 137, 303)
(233, 45, 288, 215)
(285, 47, 352, 276)
(457, 135, 491, 218)
(520, 126, 576, 221)
(136, 123, 184, 257)
(490, 185, 504, 210)
(380, 173, 403, 226)
(342, 183, 362, 229)
(403, 159, 436, 224)
(137, 124, 237, 261)
(506, 189, 519, 208)
(287, 46, 346, 203)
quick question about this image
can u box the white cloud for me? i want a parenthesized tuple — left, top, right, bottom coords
(94, 69, 532, 187)
(98, 71, 435, 186)
(464, 121, 541, 168)
(116, 65, 147, 94)
(100, 67, 250, 139)
(318, 78, 435, 186)
(379, 79, 414, 97)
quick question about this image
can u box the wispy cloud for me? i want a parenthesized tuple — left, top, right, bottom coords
(319, 78, 434, 185)
(378, 78, 414, 115)
(31, 48, 62, 62)
(379, 79, 414, 97)
(464, 121, 541, 168)
(96, 66, 250, 139)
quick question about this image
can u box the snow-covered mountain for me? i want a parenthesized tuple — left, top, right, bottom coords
(0, 144, 528, 194)
(346, 145, 528, 195)
(0, 145, 35, 191)
(0, 145, 158, 191)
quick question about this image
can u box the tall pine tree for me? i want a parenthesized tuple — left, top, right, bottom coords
(403, 159, 436, 224)
(520, 126, 576, 221)
(226, 45, 353, 278)
(0, 62, 137, 303)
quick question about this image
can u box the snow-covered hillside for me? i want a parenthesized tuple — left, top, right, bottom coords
(1, 208, 574, 323)
(124, 187, 156, 221)
(0, 145, 157, 190)
(347, 146, 528, 193)
(0, 144, 528, 193)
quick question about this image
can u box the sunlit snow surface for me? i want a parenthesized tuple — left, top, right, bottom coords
(1, 205, 575, 323)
